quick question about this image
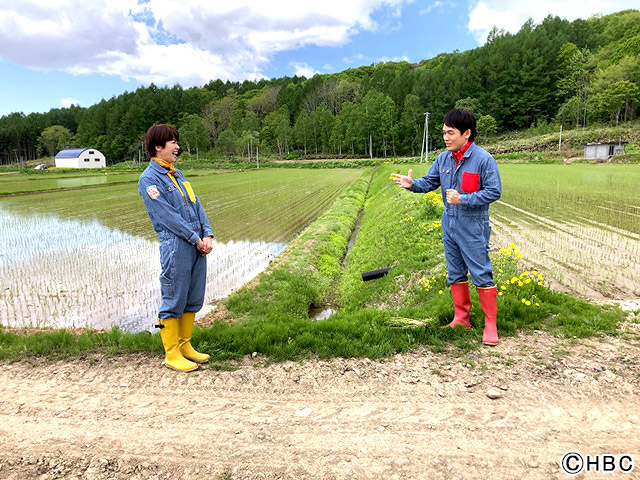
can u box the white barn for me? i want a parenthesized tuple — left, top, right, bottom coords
(55, 148, 106, 168)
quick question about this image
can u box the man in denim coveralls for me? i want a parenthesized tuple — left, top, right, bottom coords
(391, 109, 502, 345)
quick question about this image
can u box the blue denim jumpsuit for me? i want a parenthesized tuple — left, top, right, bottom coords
(409, 143, 502, 287)
(138, 161, 214, 319)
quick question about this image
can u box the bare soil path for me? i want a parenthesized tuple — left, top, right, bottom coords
(1, 319, 639, 480)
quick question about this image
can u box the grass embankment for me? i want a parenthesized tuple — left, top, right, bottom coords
(486, 122, 640, 160)
(0, 165, 625, 363)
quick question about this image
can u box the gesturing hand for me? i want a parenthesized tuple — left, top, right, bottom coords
(390, 169, 413, 189)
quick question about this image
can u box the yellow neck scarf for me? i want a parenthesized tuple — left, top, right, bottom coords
(151, 156, 176, 174)
(152, 156, 188, 204)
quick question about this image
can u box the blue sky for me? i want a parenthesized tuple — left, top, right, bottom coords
(0, 0, 637, 117)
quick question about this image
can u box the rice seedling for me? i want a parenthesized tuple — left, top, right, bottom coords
(492, 164, 640, 299)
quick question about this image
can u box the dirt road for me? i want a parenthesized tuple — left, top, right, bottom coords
(1, 323, 639, 480)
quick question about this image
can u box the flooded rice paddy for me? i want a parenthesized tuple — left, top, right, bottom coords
(0, 168, 363, 331)
(0, 209, 285, 332)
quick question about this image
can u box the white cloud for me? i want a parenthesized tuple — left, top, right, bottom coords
(468, 0, 640, 44)
(376, 55, 410, 63)
(290, 62, 320, 78)
(0, 0, 410, 86)
(419, 1, 456, 15)
(60, 97, 80, 108)
(0, 0, 140, 69)
(343, 53, 366, 64)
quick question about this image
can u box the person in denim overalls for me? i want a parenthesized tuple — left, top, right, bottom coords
(391, 109, 502, 345)
(138, 124, 214, 371)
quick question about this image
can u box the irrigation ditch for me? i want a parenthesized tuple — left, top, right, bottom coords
(309, 168, 376, 321)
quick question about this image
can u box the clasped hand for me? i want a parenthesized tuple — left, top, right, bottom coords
(196, 236, 213, 256)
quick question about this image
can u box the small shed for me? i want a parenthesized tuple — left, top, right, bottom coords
(584, 142, 627, 160)
(55, 148, 106, 168)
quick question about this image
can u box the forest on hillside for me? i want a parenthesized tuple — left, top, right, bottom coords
(1, 9, 639, 165)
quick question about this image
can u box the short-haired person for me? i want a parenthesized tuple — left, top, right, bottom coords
(391, 109, 502, 345)
(138, 124, 214, 371)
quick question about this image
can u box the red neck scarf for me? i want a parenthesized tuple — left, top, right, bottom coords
(452, 141, 472, 162)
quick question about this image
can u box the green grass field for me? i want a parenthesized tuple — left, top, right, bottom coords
(0, 171, 142, 195)
(0, 162, 633, 362)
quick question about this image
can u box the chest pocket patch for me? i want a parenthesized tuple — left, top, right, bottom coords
(461, 171, 480, 193)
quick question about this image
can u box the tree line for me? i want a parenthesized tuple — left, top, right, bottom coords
(1, 9, 638, 165)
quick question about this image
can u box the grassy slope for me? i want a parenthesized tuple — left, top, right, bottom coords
(485, 122, 640, 156)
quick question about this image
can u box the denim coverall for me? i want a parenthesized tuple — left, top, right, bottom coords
(138, 161, 214, 319)
(409, 143, 502, 287)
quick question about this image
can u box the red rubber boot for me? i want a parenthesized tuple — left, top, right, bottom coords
(447, 282, 471, 329)
(478, 286, 499, 346)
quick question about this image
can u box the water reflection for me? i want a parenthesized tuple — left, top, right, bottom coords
(0, 210, 285, 332)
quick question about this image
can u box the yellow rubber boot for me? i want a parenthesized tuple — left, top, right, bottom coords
(179, 312, 210, 364)
(158, 318, 198, 372)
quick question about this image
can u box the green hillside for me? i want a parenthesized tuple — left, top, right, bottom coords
(1, 9, 639, 165)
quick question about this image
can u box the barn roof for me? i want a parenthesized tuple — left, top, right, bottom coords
(584, 142, 628, 146)
(55, 148, 94, 158)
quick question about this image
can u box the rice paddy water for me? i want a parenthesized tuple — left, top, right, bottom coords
(0, 208, 285, 331)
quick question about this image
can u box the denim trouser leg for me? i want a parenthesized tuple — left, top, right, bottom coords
(184, 253, 207, 313)
(442, 214, 494, 288)
(158, 235, 206, 319)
